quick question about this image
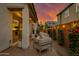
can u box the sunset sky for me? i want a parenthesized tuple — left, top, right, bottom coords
(34, 3, 69, 24)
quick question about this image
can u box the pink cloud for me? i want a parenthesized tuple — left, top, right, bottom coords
(34, 3, 69, 24)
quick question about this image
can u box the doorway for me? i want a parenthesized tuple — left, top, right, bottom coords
(8, 8, 22, 47)
(58, 29, 64, 46)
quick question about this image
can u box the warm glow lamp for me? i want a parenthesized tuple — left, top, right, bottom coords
(62, 25, 65, 28)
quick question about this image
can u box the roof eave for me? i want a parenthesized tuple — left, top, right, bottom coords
(57, 3, 74, 16)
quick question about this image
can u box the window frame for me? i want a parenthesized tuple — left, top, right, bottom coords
(64, 9, 69, 18)
(76, 3, 79, 12)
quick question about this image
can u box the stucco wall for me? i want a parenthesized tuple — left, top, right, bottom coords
(0, 3, 30, 51)
(0, 4, 12, 52)
(22, 5, 30, 49)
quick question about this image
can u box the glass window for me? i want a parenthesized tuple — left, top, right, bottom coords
(76, 3, 79, 12)
(64, 9, 69, 18)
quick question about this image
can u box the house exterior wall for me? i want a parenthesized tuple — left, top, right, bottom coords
(57, 3, 79, 48)
(22, 5, 30, 49)
(0, 4, 12, 51)
(57, 15, 61, 24)
(0, 4, 31, 51)
(59, 4, 79, 24)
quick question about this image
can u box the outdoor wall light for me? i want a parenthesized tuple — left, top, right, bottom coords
(62, 25, 65, 28)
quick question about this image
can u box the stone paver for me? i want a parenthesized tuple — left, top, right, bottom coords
(52, 40, 68, 56)
(0, 39, 68, 56)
